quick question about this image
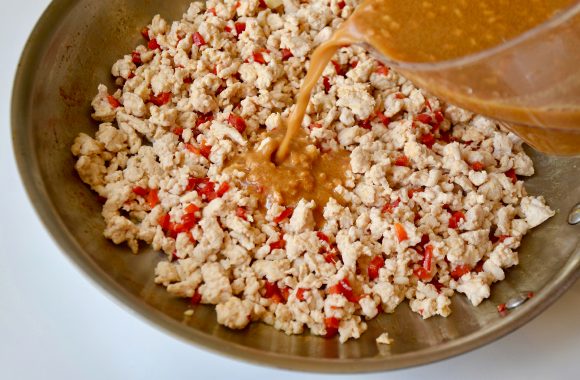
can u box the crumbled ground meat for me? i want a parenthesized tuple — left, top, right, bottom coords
(72, 0, 554, 343)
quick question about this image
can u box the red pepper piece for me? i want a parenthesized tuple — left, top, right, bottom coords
(147, 189, 159, 208)
(132, 186, 149, 197)
(505, 168, 518, 184)
(193, 32, 206, 47)
(158, 213, 171, 230)
(172, 127, 184, 136)
(381, 198, 400, 214)
(448, 211, 466, 229)
(236, 207, 247, 220)
(269, 239, 286, 250)
(324, 317, 340, 338)
(185, 204, 200, 214)
(141, 27, 150, 41)
(148, 38, 160, 50)
(328, 278, 357, 302)
(131, 51, 142, 65)
(264, 281, 285, 304)
(450, 264, 470, 280)
(470, 161, 485, 171)
(316, 232, 330, 243)
(331, 60, 345, 76)
(107, 95, 121, 108)
(216, 182, 230, 197)
(228, 113, 247, 133)
(414, 244, 434, 281)
(394, 155, 409, 167)
(375, 63, 389, 75)
(323, 246, 340, 264)
(253, 51, 267, 64)
(322, 76, 331, 93)
(196, 113, 214, 127)
(376, 112, 390, 126)
(191, 291, 202, 305)
(150, 92, 171, 106)
(407, 187, 422, 199)
(234, 22, 246, 34)
(207, 7, 217, 16)
(296, 288, 307, 301)
(281, 48, 293, 61)
(368, 255, 385, 280)
(394, 223, 408, 242)
(420, 133, 436, 148)
(274, 207, 294, 223)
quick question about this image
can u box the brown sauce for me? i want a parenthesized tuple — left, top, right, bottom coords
(227, 0, 577, 217)
(226, 128, 349, 222)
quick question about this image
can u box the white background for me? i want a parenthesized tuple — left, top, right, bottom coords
(1, 1, 579, 379)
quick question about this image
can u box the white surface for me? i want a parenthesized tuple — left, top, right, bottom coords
(1, 1, 579, 379)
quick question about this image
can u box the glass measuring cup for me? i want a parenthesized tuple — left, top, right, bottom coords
(372, 2, 580, 156)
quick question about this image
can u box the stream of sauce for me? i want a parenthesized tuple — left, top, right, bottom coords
(228, 0, 576, 215)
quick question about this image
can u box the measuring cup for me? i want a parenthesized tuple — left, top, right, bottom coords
(374, 2, 580, 156)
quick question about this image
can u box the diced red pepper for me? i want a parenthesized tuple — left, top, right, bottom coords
(497, 303, 507, 313)
(185, 204, 200, 214)
(150, 92, 171, 106)
(415, 245, 434, 280)
(338, 1, 346, 9)
(382, 198, 400, 214)
(269, 239, 286, 250)
(207, 7, 217, 16)
(448, 211, 465, 229)
(264, 281, 285, 304)
(470, 161, 485, 171)
(148, 38, 160, 50)
(376, 112, 390, 126)
(224, 26, 232, 33)
(193, 32, 206, 47)
(173, 127, 184, 136)
(228, 113, 247, 133)
(331, 60, 345, 76)
(253, 51, 267, 64)
(434, 110, 445, 124)
(394, 223, 408, 242)
(147, 189, 159, 208)
(158, 213, 171, 230)
(505, 168, 517, 184)
(375, 63, 389, 75)
(407, 187, 422, 199)
(420, 133, 436, 148)
(296, 288, 307, 301)
(258, 0, 268, 8)
(359, 118, 372, 130)
(236, 206, 247, 220)
(131, 51, 142, 65)
(234, 22, 246, 35)
(274, 207, 294, 224)
(141, 27, 150, 41)
(328, 278, 357, 302)
(316, 231, 330, 243)
(323, 246, 340, 264)
(281, 48, 293, 61)
(450, 264, 470, 280)
(107, 95, 121, 108)
(368, 255, 385, 280)
(394, 155, 409, 167)
(322, 76, 331, 93)
(324, 317, 340, 338)
(196, 113, 214, 127)
(199, 142, 212, 159)
(416, 113, 432, 125)
(132, 186, 149, 197)
(216, 182, 230, 197)
(191, 290, 202, 305)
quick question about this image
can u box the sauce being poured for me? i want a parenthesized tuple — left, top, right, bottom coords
(229, 0, 578, 215)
